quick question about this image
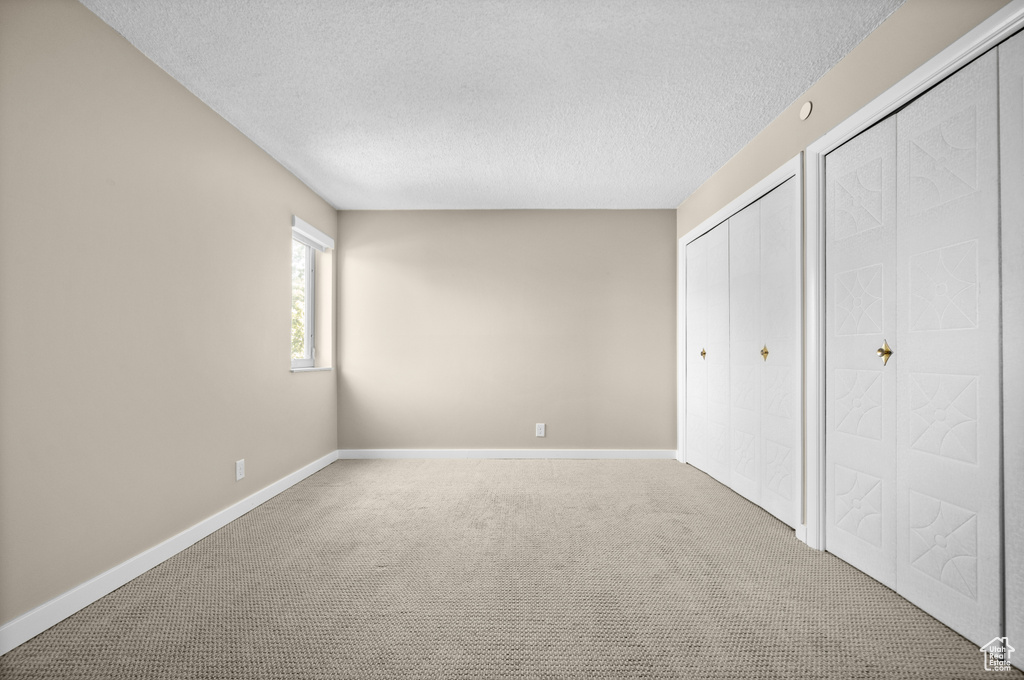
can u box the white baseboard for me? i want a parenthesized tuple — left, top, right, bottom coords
(795, 523, 808, 544)
(0, 450, 339, 656)
(336, 449, 678, 460)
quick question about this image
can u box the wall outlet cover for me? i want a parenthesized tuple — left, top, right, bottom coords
(235, 459, 245, 481)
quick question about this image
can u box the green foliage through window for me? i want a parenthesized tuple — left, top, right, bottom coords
(291, 239, 308, 361)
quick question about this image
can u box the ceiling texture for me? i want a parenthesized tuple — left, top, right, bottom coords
(80, 0, 904, 210)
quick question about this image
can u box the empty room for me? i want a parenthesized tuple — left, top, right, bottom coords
(1, 0, 1021, 678)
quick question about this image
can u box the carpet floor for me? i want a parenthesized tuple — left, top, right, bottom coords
(0, 459, 1017, 679)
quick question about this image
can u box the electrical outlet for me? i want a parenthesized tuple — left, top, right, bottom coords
(235, 459, 245, 481)
(535, 423, 546, 437)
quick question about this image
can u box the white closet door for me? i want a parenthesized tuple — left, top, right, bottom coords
(999, 31, 1024, 657)
(705, 223, 731, 485)
(729, 202, 761, 504)
(895, 50, 1001, 647)
(759, 178, 799, 527)
(824, 118, 898, 588)
(686, 235, 709, 472)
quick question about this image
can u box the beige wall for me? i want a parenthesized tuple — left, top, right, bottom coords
(337, 210, 677, 450)
(677, 0, 1012, 238)
(0, 0, 338, 624)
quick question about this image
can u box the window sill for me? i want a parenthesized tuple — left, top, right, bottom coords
(290, 366, 333, 373)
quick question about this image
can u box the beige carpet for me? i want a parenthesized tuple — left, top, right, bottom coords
(0, 459, 1016, 679)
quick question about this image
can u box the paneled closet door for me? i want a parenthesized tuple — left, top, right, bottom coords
(824, 117, 898, 589)
(759, 178, 798, 527)
(729, 202, 761, 505)
(894, 50, 1001, 646)
(999, 30, 1024, 656)
(704, 223, 731, 485)
(686, 234, 709, 472)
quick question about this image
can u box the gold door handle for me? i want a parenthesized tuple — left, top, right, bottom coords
(700, 348, 706, 360)
(761, 345, 769, 362)
(876, 339, 893, 366)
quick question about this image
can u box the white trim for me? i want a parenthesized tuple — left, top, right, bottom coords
(795, 523, 808, 544)
(677, 153, 803, 529)
(291, 215, 334, 251)
(0, 450, 339, 656)
(804, 143, 827, 550)
(290, 230, 323, 252)
(336, 449, 677, 460)
(791, 160, 806, 532)
(680, 155, 803, 248)
(801, 0, 1024, 551)
(677, 236, 687, 465)
(289, 366, 332, 373)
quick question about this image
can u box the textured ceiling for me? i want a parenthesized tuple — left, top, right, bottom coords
(79, 0, 904, 209)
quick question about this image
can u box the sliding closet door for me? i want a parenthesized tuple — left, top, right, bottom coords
(824, 118, 898, 588)
(1000, 31, 1024, 655)
(894, 50, 1001, 646)
(729, 202, 761, 504)
(685, 235, 709, 471)
(705, 224, 731, 484)
(759, 179, 799, 527)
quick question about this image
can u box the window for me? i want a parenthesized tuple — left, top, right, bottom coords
(290, 215, 334, 371)
(291, 237, 315, 368)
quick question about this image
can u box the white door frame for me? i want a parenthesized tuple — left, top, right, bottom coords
(678, 153, 803, 529)
(802, 0, 1024, 550)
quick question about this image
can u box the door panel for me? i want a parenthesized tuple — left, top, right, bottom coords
(705, 223, 731, 484)
(999, 30, 1024, 659)
(729, 202, 761, 504)
(825, 117, 898, 588)
(894, 50, 1001, 647)
(685, 235, 709, 472)
(759, 178, 798, 527)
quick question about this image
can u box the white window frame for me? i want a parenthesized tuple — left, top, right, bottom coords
(290, 216, 334, 371)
